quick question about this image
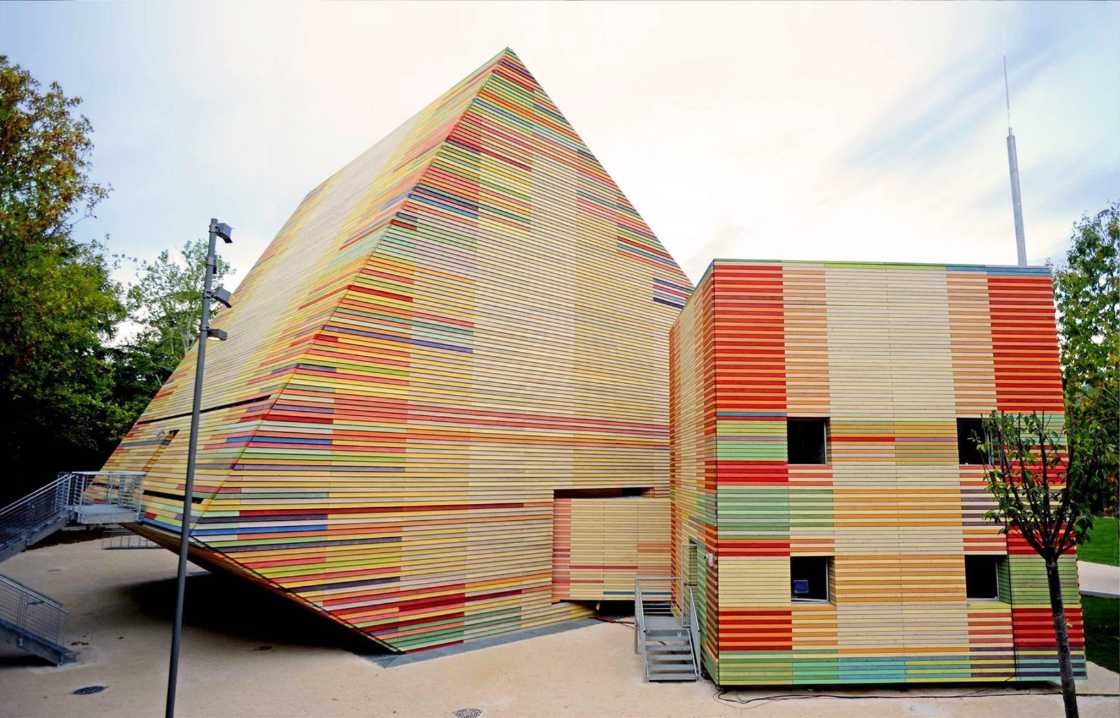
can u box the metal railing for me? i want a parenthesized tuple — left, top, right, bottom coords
(62, 471, 145, 515)
(633, 574, 702, 678)
(685, 581, 702, 676)
(634, 575, 676, 610)
(0, 471, 145, 558)
(0, 574, 68, 647)
(102, 526, 159, 550)
(633, 574, 680, 654)
(634, 577, 646, 655)
(0, 474, 72, 557)
(0, 470, 145, 665)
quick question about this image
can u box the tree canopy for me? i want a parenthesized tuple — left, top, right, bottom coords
(110, 239, 232, 424)
(1055, 202, 1119, 512)
(0, 55, 126, 501)
(0, 57, 234, 503)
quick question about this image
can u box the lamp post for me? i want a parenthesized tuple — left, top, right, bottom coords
(165, 218, 233, 718)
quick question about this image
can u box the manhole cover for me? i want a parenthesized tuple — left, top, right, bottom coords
(73, 685, 107, 696)
(453, 709, 482, 718)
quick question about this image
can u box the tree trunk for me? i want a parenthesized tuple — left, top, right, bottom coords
(1045, 558, 1079, 718)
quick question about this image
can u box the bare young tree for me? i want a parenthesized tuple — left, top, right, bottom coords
(979, 410, 1105, 718)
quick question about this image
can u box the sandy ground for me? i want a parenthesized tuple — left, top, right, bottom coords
(1078, 561, 1120, 597)
(1, 539, 1118, 718)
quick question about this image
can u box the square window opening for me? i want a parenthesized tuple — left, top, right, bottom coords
(788, 418, 829, 465)
(791, 556, 832, 602)
(957, 418, 986, 465)
(965, 555, 1002, 600)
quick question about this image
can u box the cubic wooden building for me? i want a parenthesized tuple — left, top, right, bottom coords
(669, 259, 1086, 685)
(101, 48, 688, 653)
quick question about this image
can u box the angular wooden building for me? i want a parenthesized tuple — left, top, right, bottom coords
(669, 259, 1086, 685)
(101, 48, 689, 653)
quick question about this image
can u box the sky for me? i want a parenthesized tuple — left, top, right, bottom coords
(1, 1, 1116, 289)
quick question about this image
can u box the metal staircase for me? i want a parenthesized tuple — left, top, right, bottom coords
(634, 575, 701, 682)
(0, 471, 144, 664)
(0, 574, 74, 665)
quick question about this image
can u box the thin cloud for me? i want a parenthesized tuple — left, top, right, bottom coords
(0, 1, 1114, 289)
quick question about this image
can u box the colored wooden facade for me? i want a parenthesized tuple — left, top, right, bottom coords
(669, 259, 1086, 685)
(102, 48, 687, 653)
(552, 497, 671, 601)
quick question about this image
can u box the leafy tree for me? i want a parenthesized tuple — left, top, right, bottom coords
(0, 55, 127, 502)
(128, 240, 232, 372)
(979, 410, 1107, 718)
(1055, 202, 1119, 514)
(108, 240, 232, 421)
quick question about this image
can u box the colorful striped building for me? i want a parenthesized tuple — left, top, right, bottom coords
(669, 259, 1086, 685)
(101, 48, 688, 653)
(99, 48, 1085, 681)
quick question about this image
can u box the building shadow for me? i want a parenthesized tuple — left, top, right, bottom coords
(121, 569, 388, 656)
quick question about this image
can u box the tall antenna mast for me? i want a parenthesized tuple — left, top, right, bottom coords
(1004, 56, 1027, 266)
(1003, 56, 1012, 127)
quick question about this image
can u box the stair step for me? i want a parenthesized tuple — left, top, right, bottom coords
(644, 638, 691, 646)
(636, 580, 699, 683)
(648, 674, 698, 682)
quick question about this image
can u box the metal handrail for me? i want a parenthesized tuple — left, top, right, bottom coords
(634, 577, 645, 656)
(634, 574, 677, 608)
(0, 471, 146, 558)
(635, 574, 701, 681)
(0, 574, 69, 647)
(0, 474, 70, 522)
(0, 470, 144, 666)
(61, 471, 145, 513)
(686, 584, 702, 676)
(0, 475, 72, 556)
(0, 573, 64, 609)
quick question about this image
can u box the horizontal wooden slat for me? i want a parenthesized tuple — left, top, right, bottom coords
(103, 48, 691, 654)
(670, 260, 1084, 686)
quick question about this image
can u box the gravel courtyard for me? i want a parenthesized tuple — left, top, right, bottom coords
(1, 538, 1117, 718)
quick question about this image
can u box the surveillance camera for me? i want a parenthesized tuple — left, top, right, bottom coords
(210, 218, 233, 243)
(211, 286, 232, 308)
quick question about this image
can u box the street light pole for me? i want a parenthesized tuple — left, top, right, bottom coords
(165, 217, 232, 718)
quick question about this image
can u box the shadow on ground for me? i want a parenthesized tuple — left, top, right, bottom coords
(121, 570, 388, 656)
(0, 651, 57, 668)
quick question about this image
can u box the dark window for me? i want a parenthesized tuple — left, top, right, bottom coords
(957, 418, 986, 465)
(965, 555, 1001, 599)
(788, 418, 829, 464)
(790, 557, 831, 602)
(554, 487, 650, 498)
